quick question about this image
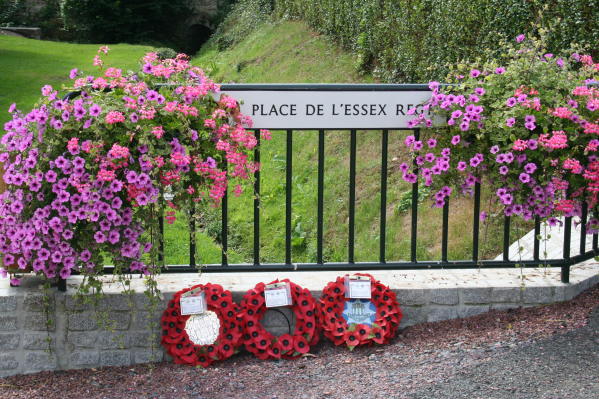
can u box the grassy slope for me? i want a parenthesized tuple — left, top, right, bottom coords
(193, 20, 507, 264)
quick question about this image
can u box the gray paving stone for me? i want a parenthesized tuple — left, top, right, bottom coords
(0, 333, 20, 350)
(0, 296, 17, 312)
(22, 333, 52, 350)
(132, 311, 161, 330)
(395, 289, 429, 306)
(491, 287, 522, 303)
(68, 312, 98, 331)
(427, 306, 458, 323)
(105, 311, 131, 330)
(522, 286, 555, 304)
(130, 331, 160, 348)
(24, 351, 56, 371)
(70, 351, 100, 367)
(430, 289, 459, 305)
(0, 315, 18, 331)
(0, 354, 18, 370)
(100, 350, 131, 367)
(65, 295, 92, 311)
(461, 287, 492, 304)
(98, 294, 135, 311)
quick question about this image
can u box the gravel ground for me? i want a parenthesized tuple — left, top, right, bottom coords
(1, 284, 598, 399)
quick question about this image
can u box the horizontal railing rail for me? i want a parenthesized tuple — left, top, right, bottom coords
(50, 84, 598, 291)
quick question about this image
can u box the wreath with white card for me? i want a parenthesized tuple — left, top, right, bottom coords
(239, 279, 320, 360)
(160, 283, 243, 367)
(318, 273, 402, 349)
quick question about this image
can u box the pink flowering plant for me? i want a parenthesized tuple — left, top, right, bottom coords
(403, 33, 599, 232)
(0, 47, 269, 291)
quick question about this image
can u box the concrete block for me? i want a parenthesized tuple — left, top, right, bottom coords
(491, 303, 522, 312)
(430, 289, 459, 305)
(98, 294, 135, 311)
(400, 306, 428, 327)
(98, 331, 129, 349)
(23, 293, 54, 312)
(133, 293, 153, 310)
(0, 296, 17, 312)
(25, 351, 56, 371)
(68, 312, 98, 331)
(23, 333, 51, 350)
(65, 295, 92, 311)
(394, 289, 428, 306)
(100, 350, 130, 367)
(70, 351, 100, 367)
(457, 305, 490, 319)
(23, 314, 54, 331)
(490, 287, 522, 303)
(427, 306, 458, 323)
(67, 331, 98, 349)
(461, 287, 492, 304)
(133, 349, 163, 364)
(0, 333, 20, 350)
(0, 354, 18, 370)
(0, 315, 18, 331)
(132, 311, 161, 330)
(521, 286, 555, 304)
(130, 331, 159, 348)
(106, 312, 131, 330)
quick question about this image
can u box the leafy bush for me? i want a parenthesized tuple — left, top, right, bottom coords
(275, 0, 599, 82)
(62, 0, 190, 48)
(211, 0, 274, 50)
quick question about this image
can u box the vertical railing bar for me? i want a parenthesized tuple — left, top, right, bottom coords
(253, 129, 260, 265)
(189, 205, 196, 268)
(379, 129, 388, 264)
(562, 215, 572, 283)
(472, 181, 481, 263)
(580, 201, 587, 255)
(533, 216, 540, 261)
(317, 129, 325, 264)
(348, 129, 356, 264)
(410, 128, 420, 263)
(285, 129, 293, 265)
(502, 215, 510, 262)
(159, 211, 165, 268)
(594, 232, 598, 252)
(441, 199, 449, 263)
(221, 163, 228, 266)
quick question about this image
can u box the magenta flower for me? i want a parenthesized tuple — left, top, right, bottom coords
(506, 117, 516, 127)
(516, 34, 525, 43)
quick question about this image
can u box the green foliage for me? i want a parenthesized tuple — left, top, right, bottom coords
(62, 0, 190, 48)
(210, 0, 274, 50)
(275, 0, 599, 82)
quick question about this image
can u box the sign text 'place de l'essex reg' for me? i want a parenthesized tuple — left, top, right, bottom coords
(219, 85, 437, 129)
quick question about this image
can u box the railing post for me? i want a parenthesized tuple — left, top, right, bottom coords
(410, 128, 420, 263)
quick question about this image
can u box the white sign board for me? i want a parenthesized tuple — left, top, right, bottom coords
(219, 89, 434, 129)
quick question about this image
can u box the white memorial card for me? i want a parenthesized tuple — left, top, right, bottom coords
(264, 282, 293, 308)
(180, 287, 207, 315)
(344, 275, 372, 299)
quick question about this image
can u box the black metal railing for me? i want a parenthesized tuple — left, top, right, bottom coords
(53, 84, 598, 290)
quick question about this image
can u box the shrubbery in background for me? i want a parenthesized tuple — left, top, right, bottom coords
(275, 0, 599, 83)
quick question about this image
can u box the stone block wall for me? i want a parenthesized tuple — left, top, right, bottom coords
(0, 271, 597, 378)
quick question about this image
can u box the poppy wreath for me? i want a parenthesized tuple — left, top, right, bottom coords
(239, 279, 320, 360)
(161, 283, 243, 367)
(319, 273, 402, 349)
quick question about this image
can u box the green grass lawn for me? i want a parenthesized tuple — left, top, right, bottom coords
(0, 36, 154, 126)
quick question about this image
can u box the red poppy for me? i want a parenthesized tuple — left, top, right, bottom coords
(293, 335, 310, 354)
(268, 343, 283, 359)
(277, 333, 294, 353)
(344, 330, 360, 347)
(355, 325, 371, 343)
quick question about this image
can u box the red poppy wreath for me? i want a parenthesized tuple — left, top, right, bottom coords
(239, 279, 320, 360)
(161, 283, 243, 367)
(319, 273, 402, 349)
